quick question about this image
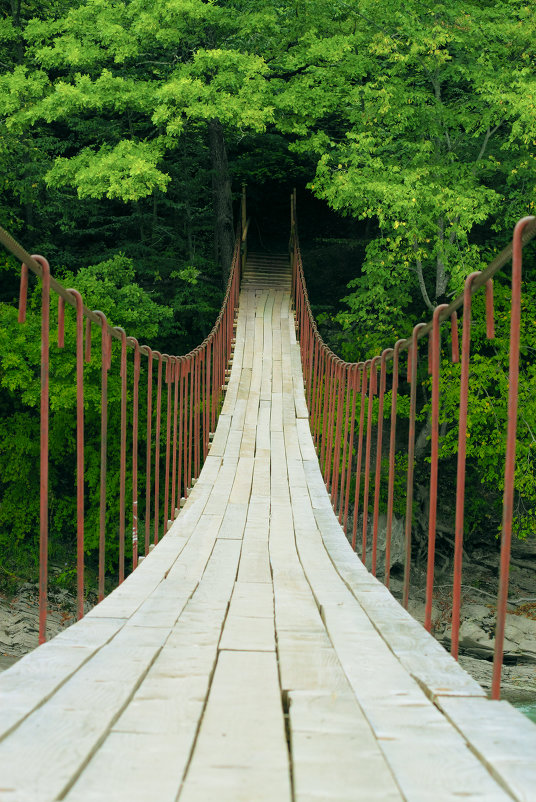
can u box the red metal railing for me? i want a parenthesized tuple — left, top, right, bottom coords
(0, 205, 244, 645)
(291, 189, 536, 699)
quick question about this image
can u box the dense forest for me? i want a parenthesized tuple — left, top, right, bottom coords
(0, 0, 535, 592)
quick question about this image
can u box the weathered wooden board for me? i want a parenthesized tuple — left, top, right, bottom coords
(289, 691, 403, 802)
(178, 650, 291, 802)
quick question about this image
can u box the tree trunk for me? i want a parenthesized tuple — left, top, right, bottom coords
(208, 119, 234, 285)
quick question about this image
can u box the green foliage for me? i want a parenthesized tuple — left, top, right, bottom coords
(276, 0, 536, 327)
(0, 255, 173, 586)
(426, 277, 536, 539)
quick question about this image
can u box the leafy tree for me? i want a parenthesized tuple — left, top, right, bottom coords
(274, 0, 536, 352)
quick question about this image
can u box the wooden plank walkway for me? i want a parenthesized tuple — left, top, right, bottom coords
(0, 252, 534, 801)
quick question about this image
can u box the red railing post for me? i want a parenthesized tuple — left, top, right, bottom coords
(424, 305, 449, 631)
(32, 256, 51, 643)
(352, 362, 369, 551)
(343, 363, 360, 533)
(491, 216, 535, 698)
(127, 337, 141, 570)
(144, 346, 153, 557)
(163, 354, 172, 530)
(92, 311, 110, 603)
(371, 349, 391, 577)
(385, 340, 405, 588)
(113, 327, 128, 583)
(451, 273, 481, 658)
(153, 351, 163, 545)
(361, 356, 379, 564)
(67, 289, 85, 619)
(171, 353, 179, 519)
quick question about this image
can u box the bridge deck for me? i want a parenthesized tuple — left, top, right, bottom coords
(0, 254, 534, 801)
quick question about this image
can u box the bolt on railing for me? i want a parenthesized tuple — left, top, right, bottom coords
(0, 196, 245, 645)
(290, 188, 536, 699)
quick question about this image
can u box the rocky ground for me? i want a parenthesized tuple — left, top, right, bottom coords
(0, 579, 95, 671)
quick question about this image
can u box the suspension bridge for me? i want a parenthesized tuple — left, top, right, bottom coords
(0, 196, 535, 801)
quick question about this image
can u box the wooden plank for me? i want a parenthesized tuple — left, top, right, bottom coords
(222, 429, 242, 461)
(229, 456, 254, 504)
(245, 496, 270, 534)
(270, 391, 283, 432)
(437, 697, 536, 802)
(284, 424, 302, 461)
(0, 643, 161, 802)
(218, 502, 248, 540)
(192, 539, 242, 607)
(250, 455, 270, 499)
(237, 538, 271, 583)
(296, 418, 317, 460)
(64, 732, 190, 802)
(219, 613, 274, 651)
(260, 355, 272, 402)
(207, 414, 231, 456)
(289, 691, 403, 802)
(178, 650, 291, 802)
(239, 424, 256, 457)
(255, 399, 271, 455)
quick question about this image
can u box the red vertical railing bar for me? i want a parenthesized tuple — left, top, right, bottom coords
(343, 364, 360, 533)
(195, 350, 201, 479)
(188, 358, 194, 493)
(163, 355, 172, 530)
(183, 363, 190, 499)
(313, 348, 323, 449)
(93, 311, 110, 603)
(171, 354, 179, 519)
(114, 327, 127, 583)
(202, 345, 208, 460)
(320, 356, 333, 473)
(491, 216, 534, 698)
(318, 348, 328, 450)
(385, 340, 404, 587)
(68, 290, 85, 619)
(153, 351, 163, 545)
(307, 337, 318, 412)
(211, 335, 217, 433)
(206, 343, 211, 458)
(402, 323, 427, 609)
(128, 337, 140, 570)
(144, 346, 153, 557)
(306, 320, 315, 407)
(177, 358, 185, 502)
(331, 361, 345, 508)
(361, 356, 379, 564)
(202, 347, 207, 462)
(36, 257, 50, 642)
(451, 272, 480, 658)
(371, 349, 391, 577)
(191, 353, 197, 488)
(325, 359, 338, 488)
(337, 364, 352, 520)
(312, 347, 324, 447)
(352, 363, 369, 551)
(424, 305, 449, 631)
